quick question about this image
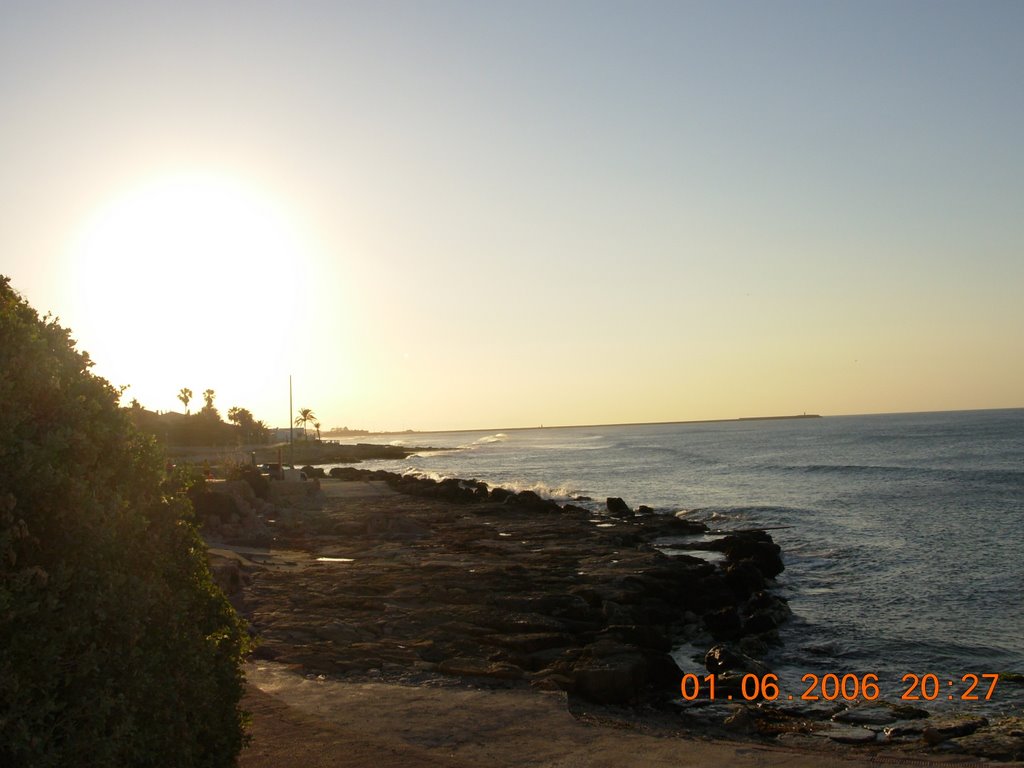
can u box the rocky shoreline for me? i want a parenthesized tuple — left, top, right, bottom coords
(203, 468, 1024, 762)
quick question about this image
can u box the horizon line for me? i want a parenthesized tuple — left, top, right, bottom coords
(344, 405, 1024, 437)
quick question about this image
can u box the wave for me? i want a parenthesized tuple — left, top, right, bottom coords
(682, 504, 817, 523)
(792, 463, 911, 476)
(469, 433, 508, 446)
(396, 467, 590, 504)
(786, 464, 1024, 486)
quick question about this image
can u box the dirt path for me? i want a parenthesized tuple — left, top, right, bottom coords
(240, 662, 1003, 768)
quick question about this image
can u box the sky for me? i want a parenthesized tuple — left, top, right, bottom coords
(2, 0, 1022, 432)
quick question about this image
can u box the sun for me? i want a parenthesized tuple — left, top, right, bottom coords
(64, 171, 314, 415)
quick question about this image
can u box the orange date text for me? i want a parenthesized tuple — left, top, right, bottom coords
(679, 672, 1000, 703)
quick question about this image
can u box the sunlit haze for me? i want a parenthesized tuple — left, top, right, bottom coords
(2, 1, 1021, 431)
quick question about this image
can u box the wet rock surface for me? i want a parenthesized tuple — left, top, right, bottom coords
(210, 469, 1024, 762)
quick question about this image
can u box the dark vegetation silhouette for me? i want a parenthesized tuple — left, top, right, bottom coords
(130, 396, 270, 447)
(0, 276, 249, 767)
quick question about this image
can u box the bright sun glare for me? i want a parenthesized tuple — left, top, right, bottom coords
(66, 171, 311, 414)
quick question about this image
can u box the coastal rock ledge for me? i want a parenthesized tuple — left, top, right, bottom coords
(209, 469, 1024, 762)
(214, 469, 787, 707)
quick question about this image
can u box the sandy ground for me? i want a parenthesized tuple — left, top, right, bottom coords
(238, 662, 1010, 768)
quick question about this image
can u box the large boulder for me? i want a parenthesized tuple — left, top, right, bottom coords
(722, 533, 785, 578)
(606, 497, 633, 517)
(570, 650, 649, 704)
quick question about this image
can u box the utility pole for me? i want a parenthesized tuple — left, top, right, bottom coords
(289, 374, 294, 466)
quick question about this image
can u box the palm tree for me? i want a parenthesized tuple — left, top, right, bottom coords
(177, 387, 193, 414)
(294, 407, 317, 441)
(313, 421, 321, 442)
(203, 388, 216, 410)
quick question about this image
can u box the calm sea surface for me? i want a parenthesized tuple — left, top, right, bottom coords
(329, 409, 1024, 715)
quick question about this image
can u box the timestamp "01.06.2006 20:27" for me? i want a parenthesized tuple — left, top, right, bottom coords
(680, 672, 1000, 703)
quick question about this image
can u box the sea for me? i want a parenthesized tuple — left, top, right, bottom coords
(326, 409, 1024, 717)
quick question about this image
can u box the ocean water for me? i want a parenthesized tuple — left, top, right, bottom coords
(328, 409, 1024, 715)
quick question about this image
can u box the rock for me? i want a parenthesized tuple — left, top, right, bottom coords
(571, 651, 648, 704)
(560, 503, 590, 514)
(745, 591, 792, 625)
(329, 466, 362, 480)
(637, 505, 654, 515)
(704, 607, 742, 640)
(601, 600, 639, 625)
(236, 469, 270, 500)
(724, 561, 765, 597)
(735, 635, 770, 659)
(489, 487, 513, 503)
(435, 478, 482, 503)
(741, 611, 778, 634)
(437, 657, 524, 680)
(721, 533, 785, 578)
(483, 632, 572, 654)
(922, 728, 946, 746)
(671, 512, 710, 533)
(952, 717, 1024, 761)
(724, 706, 758, 734)
(600, 624, 671, 652)
(884, 722, 927, 738)
(922, 715, 988, 744)
(513, 490, 556, 510)
(606, 497, 632, 517)
(823, 724, 879, 745)
(890, 703, 929, 719)
(833, 704, 896, 725)
(691, 575, 735, 611)
(778, 700, 845, 721)
(703, 644, 769, 676)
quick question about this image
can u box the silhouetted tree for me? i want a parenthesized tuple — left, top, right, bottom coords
(294, 407, 316, 441)
(177, 387, 193, 414)
(202, 388, 215, 410)
(227, 406, 261, 443)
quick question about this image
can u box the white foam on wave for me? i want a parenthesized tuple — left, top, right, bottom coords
(471, 433, 508, 446)
(499, 478, 585, 501)
(398, 467, 586, 503)
(401, 468, 448, 483)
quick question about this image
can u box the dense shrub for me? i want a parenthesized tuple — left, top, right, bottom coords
(0, 277, 249, 767)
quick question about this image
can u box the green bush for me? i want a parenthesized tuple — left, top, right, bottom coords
(0, 277, 249, 767)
